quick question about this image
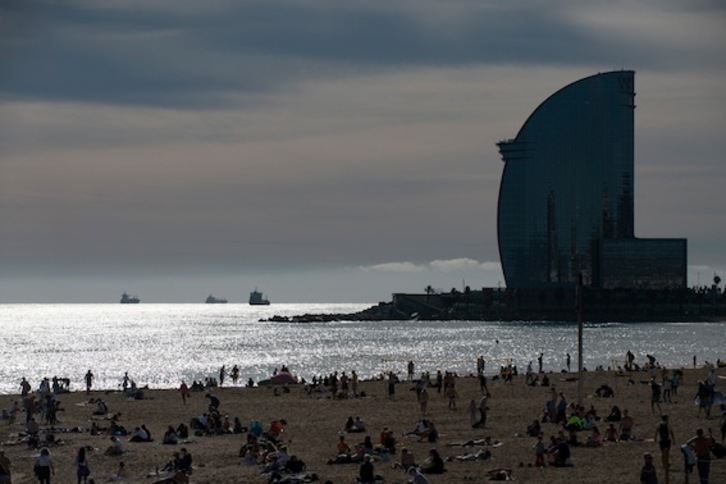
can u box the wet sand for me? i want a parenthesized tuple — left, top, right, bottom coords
(1, 366, 724, 483)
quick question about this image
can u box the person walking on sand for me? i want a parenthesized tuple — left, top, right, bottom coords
(219, 365, 226, 387)
(84, 370, 94, 395)
(387, 372, 395, 400)
(688, 428, 714, 484)
(178, 381, 190, 405)
(34, 447, 54, 484)
(655, 415, 674, 484)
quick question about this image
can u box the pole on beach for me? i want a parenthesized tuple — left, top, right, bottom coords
(577, 273, 584, 407)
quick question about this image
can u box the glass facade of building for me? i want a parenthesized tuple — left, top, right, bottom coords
(594, 239, 687, 289)
(497, 71, 686, 289)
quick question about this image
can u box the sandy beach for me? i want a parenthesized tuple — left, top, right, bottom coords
(1, 366, 724, 483)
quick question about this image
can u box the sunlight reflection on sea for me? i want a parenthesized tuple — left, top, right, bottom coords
(0, 304, 723, 394)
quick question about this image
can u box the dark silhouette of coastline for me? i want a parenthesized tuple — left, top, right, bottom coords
(267, 286, 726, 323)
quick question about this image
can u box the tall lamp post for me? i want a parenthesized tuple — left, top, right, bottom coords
(577, 273, 584, 407)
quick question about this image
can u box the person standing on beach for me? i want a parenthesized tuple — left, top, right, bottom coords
(219, 366, 225, 387)
(34, 447, 54, 484)
(566, 353, 571, 372)
(351, 370, 359, 397)
(407, 361, 415, 381)
(387, 372, 395, 400)
(121, 372, 130, 394)
(178, 381, 190, 405)
(20, 377, 31, 397)
(75, 446, 90, 484)
(655, 415, 674, 484)
(418, 387, 429, 416)
(538, 353, 543, 373)
(688, 428, 714, 484)
(477, 392, 489, 428)
(84, 370, 94, 394)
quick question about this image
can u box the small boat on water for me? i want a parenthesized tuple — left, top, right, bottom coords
(206, 294, 228, 304)
(249, 288, 270, 305)
(120, 292, 140, 304)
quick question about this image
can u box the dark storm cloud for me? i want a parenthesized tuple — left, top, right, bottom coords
(1, 0, 697, 108)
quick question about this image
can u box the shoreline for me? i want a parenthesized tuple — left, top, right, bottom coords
(1, 366, 725, 483)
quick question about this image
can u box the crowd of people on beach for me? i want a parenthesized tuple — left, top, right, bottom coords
(1, 352, 725, 484)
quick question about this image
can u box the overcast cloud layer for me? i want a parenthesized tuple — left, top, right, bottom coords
(1, 0, 725, 302)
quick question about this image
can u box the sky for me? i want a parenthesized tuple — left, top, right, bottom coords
(1, 0, 725, 303)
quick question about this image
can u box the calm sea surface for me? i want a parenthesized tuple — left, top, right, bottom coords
(1, 303, 724, 395)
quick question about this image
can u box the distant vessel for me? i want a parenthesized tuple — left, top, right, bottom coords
(205, 294, 228, 304)
(249, 289, 270, 305)
(120, 292, 140, 304)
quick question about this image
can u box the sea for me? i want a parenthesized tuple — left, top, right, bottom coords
(1, 303, 724, 395)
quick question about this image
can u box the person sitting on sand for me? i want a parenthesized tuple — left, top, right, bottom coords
(548, 436, 572, 467)
(377, 429, 396, 454)
(392, 447, 416, 471)
(239, 441, 259, 466)
(417, 420, 439, 443)
(344, 416, 356, 432)
(357, 454, 376, 483)
(109, 419, 128, 436)
(93, 399, 109, 416)
(129, 426, 150, 442)
(284, 454, 306, 474)
(619, 409, 635, 441)
(586, 426, 603, 447)
(232, 417, 245, 434)
(176, 423, 189, 439)
(105, 436, 124, 456)
(262, 444, 290, 473)
(604, 423, 618, 442)
(605, 405, 622, 422)
(408, 466, 429, 484)
(595, 384, 615, 398)
(420, 448, 445, 474)
(162, 426, 178, 445)
(361, 436, 374, 454)
(327, 435, 352, 464)
(350, 443, 366, 463)
(176, 448, 192, 474)
(351, 416, 366, 433)
(526, 419, 542, 437)
(205, 393, 220, 412)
